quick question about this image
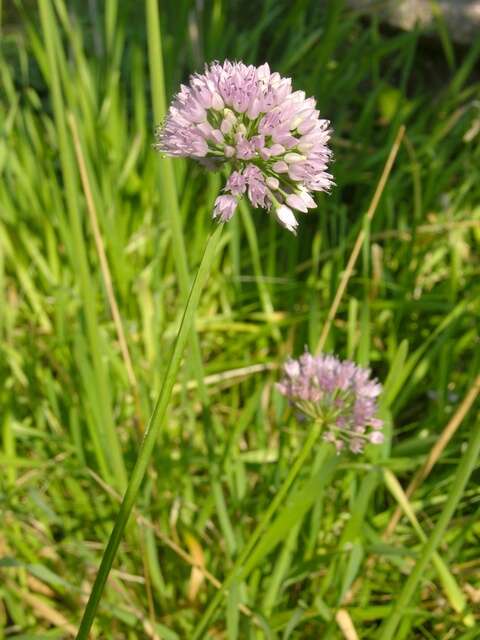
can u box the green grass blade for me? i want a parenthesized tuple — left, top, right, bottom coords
(75, 224, 223, 639)
(192, 427, 331, 639)
(383, 469, 471, 621)
(38, 0, 127, 489)
(378, 419, 480, 639)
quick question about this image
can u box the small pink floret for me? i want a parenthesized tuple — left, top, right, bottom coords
(213, 194, 238, 222)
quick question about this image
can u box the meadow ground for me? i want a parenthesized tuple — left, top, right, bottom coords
(1, 1, 480, 638)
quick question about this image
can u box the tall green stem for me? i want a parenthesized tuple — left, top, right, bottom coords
(192, 421, 323, 639)
(76, 225, 223, 639)
(377, 419, 480, 639)
(146, 0, 237, 553)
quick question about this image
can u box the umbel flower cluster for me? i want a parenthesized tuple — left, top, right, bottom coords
(277, 352, 384, 454)
(155, 60, 333, 234)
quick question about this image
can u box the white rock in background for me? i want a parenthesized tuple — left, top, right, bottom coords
(348, 0, 480, 44)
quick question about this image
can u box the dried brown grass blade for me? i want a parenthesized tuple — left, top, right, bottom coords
(385, 373, 480, 536)
(316, 125, 405, 354)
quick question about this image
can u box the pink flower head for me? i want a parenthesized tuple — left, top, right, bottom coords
(277, 351, 384, 454)
(155, 60, 333, 231)
(213, 194, 238, 222)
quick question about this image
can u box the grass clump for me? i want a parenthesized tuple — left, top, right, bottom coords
(1, 1, 479, 638)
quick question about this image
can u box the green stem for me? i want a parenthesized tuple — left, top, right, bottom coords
(377, 419, 480, 640)
(76, 225, 223, 639)
(261, 521, 301, 616)
(146, 0, 237, 554)
(192, 421, 322, 639)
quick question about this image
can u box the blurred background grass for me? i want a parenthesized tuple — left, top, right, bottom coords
(1, 1, 479, 638)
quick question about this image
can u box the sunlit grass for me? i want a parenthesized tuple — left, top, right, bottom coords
(1, 1, 479, 638)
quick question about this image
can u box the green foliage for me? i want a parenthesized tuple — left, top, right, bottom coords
(1, 1, 479, 638)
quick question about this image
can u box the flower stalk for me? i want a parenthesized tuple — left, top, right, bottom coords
(76, 224, 223, 639)
(192, 419, 324, 639)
